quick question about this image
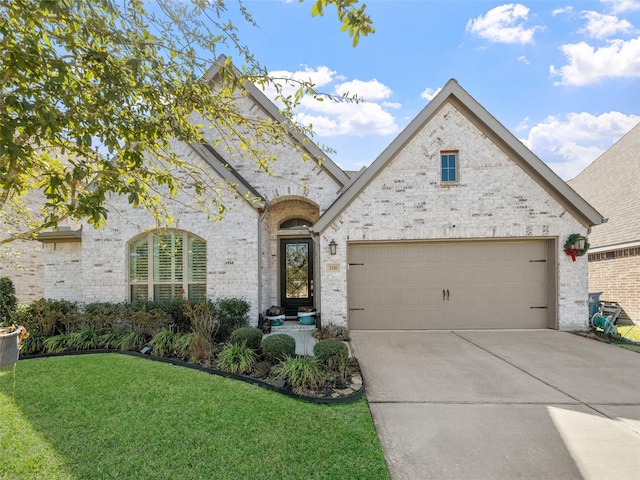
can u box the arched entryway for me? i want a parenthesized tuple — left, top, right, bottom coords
(265, 198, 320, 317)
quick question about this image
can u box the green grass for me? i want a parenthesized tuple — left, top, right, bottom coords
(617, 325, 640, 342)
(0, 354, 389, 480)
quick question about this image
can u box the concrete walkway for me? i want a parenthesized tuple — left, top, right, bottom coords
(351, 330, 640, 480)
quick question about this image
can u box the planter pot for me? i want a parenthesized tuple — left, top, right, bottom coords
(298, 312, 316, 326)
(0, 327, 21, 369)
(266, 315, 285, 327)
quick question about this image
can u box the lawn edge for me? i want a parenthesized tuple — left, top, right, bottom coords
(18, 349, 365, 405)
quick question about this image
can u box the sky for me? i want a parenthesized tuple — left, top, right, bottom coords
(219, 0, 640, 180)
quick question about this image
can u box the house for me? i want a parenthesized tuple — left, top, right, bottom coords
(37, 65, 603, 331)
(569, 122, 640, 324)
(0, 239, 43, 302)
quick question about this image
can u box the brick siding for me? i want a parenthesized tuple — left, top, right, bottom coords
(588, 248, 640, 323)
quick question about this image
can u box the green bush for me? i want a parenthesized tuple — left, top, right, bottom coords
(150, 328, 178, 357)
(0, 277, 18, 325)
(117, 331, 148, 351)
(275, 356, 325, 393)
(313, 339, 348, 366)
(43, 334, 70, 353)
(261, 334, 296, 363)
(82, 302, 123, 330)
(216, 298, 250, 340)
(18, 299, 80, 336)
(229, 327, 263, 351)
(313, 339, 349, 381)
(217, 343, 257, 374)
(99, 329, 128, 350)
(20, 329, 45, 355)
(68, 325, 100, 351)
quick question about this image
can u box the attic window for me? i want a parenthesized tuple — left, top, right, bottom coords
(441, 151, 458, 183)
(280, 218, 313, 230)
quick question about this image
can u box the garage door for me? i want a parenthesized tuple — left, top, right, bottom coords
(347, 240, 554, 330)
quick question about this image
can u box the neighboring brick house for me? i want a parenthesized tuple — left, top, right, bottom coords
(38, 68, 603, 331)
(569, 122, 640, 324)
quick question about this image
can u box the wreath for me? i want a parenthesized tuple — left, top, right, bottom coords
(564, 234, 589, 262)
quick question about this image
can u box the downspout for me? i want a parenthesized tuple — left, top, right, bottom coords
(310, 228, 321, 326)
(257, 207, 269, 322)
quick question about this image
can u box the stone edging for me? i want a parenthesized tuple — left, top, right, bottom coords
(19, 349, 365, 405)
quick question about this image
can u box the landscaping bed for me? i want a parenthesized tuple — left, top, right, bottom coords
(6, 298, 363, 402)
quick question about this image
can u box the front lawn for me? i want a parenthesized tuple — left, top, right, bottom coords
(0, 354, 389, 480)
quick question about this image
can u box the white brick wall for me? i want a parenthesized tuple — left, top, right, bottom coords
(0, 239, 44, 301)
(43, 241, 82, 300)
(319, 103, 589, 330)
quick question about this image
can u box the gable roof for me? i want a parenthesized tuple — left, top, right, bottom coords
(189, 141, 267, 210)
(568, 122, 640, 250)
(204, 56, 351, 188)
(313, 79, 604, 233)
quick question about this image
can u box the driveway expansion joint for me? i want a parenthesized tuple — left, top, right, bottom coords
(453, 331, 640, 439)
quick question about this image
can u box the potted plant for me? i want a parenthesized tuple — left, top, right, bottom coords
(0, 325, 29, 369)
(298, 307, 317, 326)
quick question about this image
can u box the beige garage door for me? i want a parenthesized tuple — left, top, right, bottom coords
(348, 240, 554, 330)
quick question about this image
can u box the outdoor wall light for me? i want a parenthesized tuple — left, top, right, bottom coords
(329, 239, 337, 255)
(572, 235, 586, 251)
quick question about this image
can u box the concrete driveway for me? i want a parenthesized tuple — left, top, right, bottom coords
(351, 330, 640, 480)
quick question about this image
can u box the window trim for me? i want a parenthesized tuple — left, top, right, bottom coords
(440, 150, 459, 184)
(128, 230, 206, 301)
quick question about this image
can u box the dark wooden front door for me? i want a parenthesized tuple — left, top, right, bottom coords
(280, 239, 314, 316)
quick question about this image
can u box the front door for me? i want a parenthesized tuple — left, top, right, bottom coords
(280, 239, 314, 316)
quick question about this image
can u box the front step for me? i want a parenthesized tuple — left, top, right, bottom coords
(270, 320, 316, 333)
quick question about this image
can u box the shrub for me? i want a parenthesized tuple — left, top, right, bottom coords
(314, 324, 350, 341)
(217, 343, 257, 374)
(229, 327, 263, 351)
(261, 334, 296, 363)
(20, 330, 45, 355)
(150, 328, 178, 357)
(313, 338, 348, 366)
(216, 298, 250, 340)
(19, 299, 80, 336)
(275, 356, 325, 393)
(117, 331, 148, 351)
(67, 325, 100, 351)
(184, 301, 219, 340)
(0, 277, 18, 325)
(314, 339, 349, 381)
(99, 329, 127, 350)
(174, 332, 196, 360)
(82, 302, 123, 330)
(44, 334, 70, 353)
(188, 333, 215, 365)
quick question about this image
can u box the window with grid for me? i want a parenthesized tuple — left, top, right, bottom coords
(129, 231, 206, 301)
(441, 151, 458, 183)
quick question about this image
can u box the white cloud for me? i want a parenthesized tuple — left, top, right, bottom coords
(520, 111, 640, 179)
(466, 4, 542, 44)
(518, 55, 530, 64)
(296, 101, 398, 137)
(334, 79, 392, 101)
(550, 37, 640, 85)
(601, 0, 640, 13)
(262, 65, 400, 138)
(552, 6, 573, 16)
(580, 11, 633, 39)
(420, 87, 442, 101)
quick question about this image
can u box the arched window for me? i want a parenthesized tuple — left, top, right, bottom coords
(279, 218, 313, 229)
(129, 231, 206, 301)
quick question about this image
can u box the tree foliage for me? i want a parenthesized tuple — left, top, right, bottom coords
(0, 0, 373, 248)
